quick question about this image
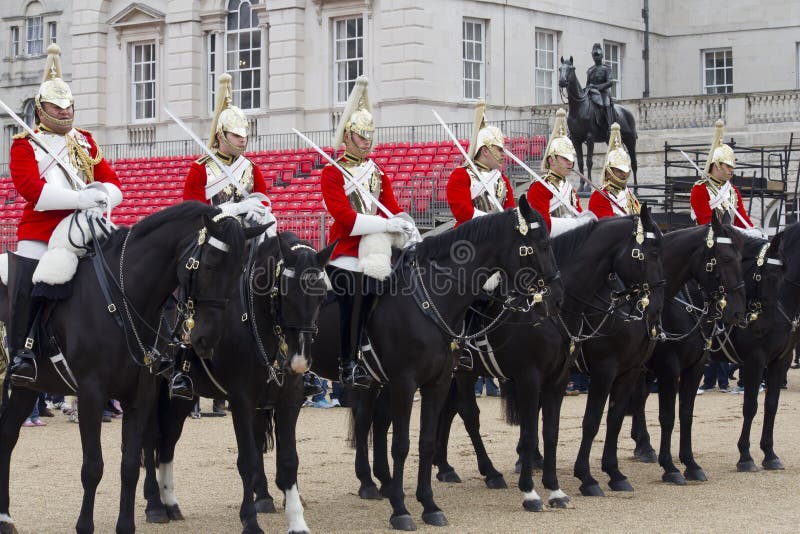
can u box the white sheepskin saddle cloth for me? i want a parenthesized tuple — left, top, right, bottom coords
(32, 210, 116, 285)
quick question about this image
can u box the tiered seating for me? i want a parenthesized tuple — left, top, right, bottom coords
(0, 135, 546, 247)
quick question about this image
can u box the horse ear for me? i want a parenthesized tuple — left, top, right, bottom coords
(768, 230, 783, 256)
(569, 55, 574, 64)
(560, 55, 564, 63)
(711, 211, 724, 235)
(277, 232, 295, 264)
(317, 239, 338, 267)
(518, 194, 533, 219)
(243, 221, 274, 241)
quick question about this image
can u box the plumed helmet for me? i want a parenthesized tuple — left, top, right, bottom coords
(704, 119, 736, 174)
(36, 44, 73, 109)
(208, 73, 248, 148)
(333, 76, 374, 147)
(604, 123, 631, 174)
(541, 108, 576, 172)
(467, 100, 504, 160)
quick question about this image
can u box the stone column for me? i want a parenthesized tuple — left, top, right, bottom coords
(266, 0, 306, 132)
(70, 1, 111, 131)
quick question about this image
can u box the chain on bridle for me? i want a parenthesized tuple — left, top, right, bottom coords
(698, 226, 745, 320)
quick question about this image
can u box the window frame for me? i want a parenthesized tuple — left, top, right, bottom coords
(333, 15, 365, 106)
(534, 29, 557, 105)
(702, 48, 733, 95)
(224, 0, 262, 111)
(603, 40, 622, 99)
(130, 41, 157, 123)
(10, 26, 19, 57)
(47, 21, 57, 45)
(25, 15, 43, 56)
(462, 18, 486, 101)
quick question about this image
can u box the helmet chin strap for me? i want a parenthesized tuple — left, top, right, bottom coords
(36, 101, 73, 132)
(219, 132, 245, 158)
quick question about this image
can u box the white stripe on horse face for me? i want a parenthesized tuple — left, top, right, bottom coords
(284, 484, 308, 533)
(522, 489, 541, 503)
(158, 461, 178, 506)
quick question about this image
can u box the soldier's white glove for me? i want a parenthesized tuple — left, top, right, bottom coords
(577, 210, 597, 221)
(77, 188, 110, 210)
(387, 216, 415, 234)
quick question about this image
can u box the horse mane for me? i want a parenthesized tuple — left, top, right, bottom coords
(781, 223, 800, 254)
(103, 201, 219, 251)
(550, 215, 635, 264)
(417, 209, 516, 261)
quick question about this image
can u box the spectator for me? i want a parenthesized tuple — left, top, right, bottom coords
(475, 376, 500, 397)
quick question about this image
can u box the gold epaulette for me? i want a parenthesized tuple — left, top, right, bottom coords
(75, 127, 92, 136)
(694, 179, 707, 186)
(196, 155, 212, 165)
(12, 131, 29, 140)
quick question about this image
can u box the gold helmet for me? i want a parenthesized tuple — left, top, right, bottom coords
(333, 75, 375, 147)
(603, 122, 631, 188)
(704, 119, 736, 174)
(541, 108, 576, 172)
(467, 100, 504, 160)
(208, 73, 248, 149)
(36, 44, 73, 110)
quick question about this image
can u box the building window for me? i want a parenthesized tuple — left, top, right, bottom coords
(603, 41, 622, 99)
(334, 16, 364, 105)
(226, 0, 261, 110)
(703, 48, 733, 94)
(48, 21, 57, 45)
(131, 42, 156, 121)
(208, 33, 217, 114)
(22, 100, 36, 127)
(534, 29, 557, 105)
(26, 15, 43, 56)
(10, 26, 19, 57)
(462, 18, 485, 100)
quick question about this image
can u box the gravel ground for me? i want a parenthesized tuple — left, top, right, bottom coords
(9, 373, 800, 533)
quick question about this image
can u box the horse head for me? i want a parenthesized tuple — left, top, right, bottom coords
(269, 233, 335, 376)
(506, 195, 564, 316)
(183, 213, 269, 358)
(558, 55, 576, 89)
(742, 231, 782, 334)
(688, 216, 746, 325)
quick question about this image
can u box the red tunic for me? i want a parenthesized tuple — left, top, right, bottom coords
(525, 178, 583, 231)
(11, 129, 121, 242)
(446, 167, 515, 227)
(689, 182, 752, 228)
(182, 157, 268, 204)
(588, 191, 615, 219)
(321, 160, 403, 260)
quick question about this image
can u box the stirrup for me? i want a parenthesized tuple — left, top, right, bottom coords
(340, 363, 373, 388)
(455, 348, 474, 372)
(303, 372, 325, 398)
(9, 354, 38, 386)
(169, 372, 194, 401)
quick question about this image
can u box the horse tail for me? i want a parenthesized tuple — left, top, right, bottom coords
(501, 379, 520, 426)
(261, 409, 275, 453)
(0, 372, 9, 418)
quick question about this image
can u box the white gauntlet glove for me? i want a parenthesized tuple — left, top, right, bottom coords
(386, 216, 415, 234)
(77, 188, 110, 210)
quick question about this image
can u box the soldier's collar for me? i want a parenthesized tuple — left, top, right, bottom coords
(473, 160, 492, 172)
(547, 170, 566, 183)
(38, 123, 63, 135)
(602, 181, 623, 195)
(707, 175, 727, 188)
(342, 151, 366, 165)
(215, 150, 235, 165)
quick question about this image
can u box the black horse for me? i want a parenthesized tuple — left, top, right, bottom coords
(140, 232, 334, 534)
(572, 218, 747, 496)
(630, 224, 800, 482)
(314, 197, 563, 530)
(0, 202, 264, 534)
(558, 56, 638, 187)
(433, 208, 664, 511)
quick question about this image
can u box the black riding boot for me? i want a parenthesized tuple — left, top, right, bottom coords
(302, 371, 325, 398)
(169, 344, 194, 401)
(337, 289, 374, 388)
(8, 254, 40, 386)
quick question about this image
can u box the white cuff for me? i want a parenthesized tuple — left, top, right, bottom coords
(34, 183, 80, 211)
(86, 182, 123, 209)
(472, 209, 487, 219)
(351, 214, 388, 236)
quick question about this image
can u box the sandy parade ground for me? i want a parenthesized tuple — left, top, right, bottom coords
(8, 371, 800, 533)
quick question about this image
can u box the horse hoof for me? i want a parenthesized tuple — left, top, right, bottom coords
(390, 514, 417, 531)
(608, 479, 634, 492)
(634, 447, 658, 463)
(580, 483, 605, 497)
(763, 458, 785, 471)
(684, 468, 708, 482)
(255, 497, 277, 513)
(242, 526, 265, 534)
(436, 470, 461, 483)
(421, 510, 448, 526)
(523, 498, 544, 512)
(548, 497, 570, 509)
(737, 460, 759, 473)
(358, 485, 384, 500)
(514, 459, 522, 474)
(0, 522, 19, 534)
(485, 475, 507, 489)
(166, 504, 184, 521)
(662, 472, 686, 486)
(145, 506, 170, 523)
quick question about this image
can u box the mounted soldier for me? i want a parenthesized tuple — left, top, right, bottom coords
(7, 44, 123, 385)
(689, 119, 760, 236)
(588, 122, 640, 218)
(526, 108, 594, 234)
(586, 43, 616, 136)
(321, 75, 416, 387)
(446, 100, 515, 227)
(178, 73, 278, 399)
